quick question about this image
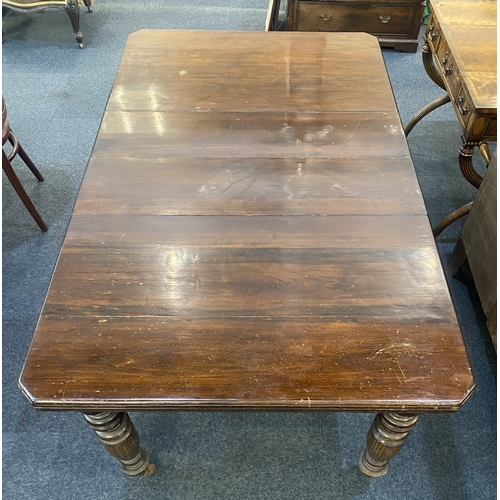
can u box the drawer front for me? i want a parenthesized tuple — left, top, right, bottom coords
(435, 40, 461, 99)
(454, 86, 473, 130)
(426, 14, 441, 52)
(297, 2, 416, 35)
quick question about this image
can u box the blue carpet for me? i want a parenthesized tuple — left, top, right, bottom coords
(2, 3, 496, 499)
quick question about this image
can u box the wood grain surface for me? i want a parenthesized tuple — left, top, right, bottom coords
(93, 111, 409, 160)
(20, 30, 474, 413)
(74, 157, 425, 216)
(107, 30, 396, 113)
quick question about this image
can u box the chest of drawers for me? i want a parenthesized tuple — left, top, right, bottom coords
(281, 0, 426, 52)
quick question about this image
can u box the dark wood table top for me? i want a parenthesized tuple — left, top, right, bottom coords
(20, 30, 474, 413)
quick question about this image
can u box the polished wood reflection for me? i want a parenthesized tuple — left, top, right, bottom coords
(20, 31, 473, 417)
(93, 111, 408, 160)
(75, 157, 425, 216)
(107, 30, 397, 113)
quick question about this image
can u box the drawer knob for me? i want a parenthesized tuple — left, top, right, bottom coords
(380, 15, 391, 23)
(457, 95, 470, 115)
(442, 53, 449, 64)
(443, 63, 453, 76)
(430, 30, 439, 40)
(320, 13, 332, 21)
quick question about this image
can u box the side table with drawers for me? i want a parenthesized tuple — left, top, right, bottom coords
(405, 0, 497, 235)
(266, 0, 427, 52)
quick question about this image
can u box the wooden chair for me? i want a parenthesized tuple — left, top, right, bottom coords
(2, 97, 47, 232)
(2, 0, 93, 48)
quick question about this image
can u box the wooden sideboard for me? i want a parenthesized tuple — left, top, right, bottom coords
(266, 0, 426, 52)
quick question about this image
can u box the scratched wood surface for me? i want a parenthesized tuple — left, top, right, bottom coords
(74, 157, 426, 216)
(106, 31, 397, 113)
(20, 30, 474, 412)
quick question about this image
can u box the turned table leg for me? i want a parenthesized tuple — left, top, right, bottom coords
(358, 412, 419, 477)
(83, 412, 156, 476)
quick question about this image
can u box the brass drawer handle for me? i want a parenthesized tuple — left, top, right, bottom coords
(429, 23, 434, 31)
(320, 13, 331, 21)
(442, 53, 449, 64)
(430, 30, 439, 40)
(442, 63, 453, 75)
(457, 95, 470, 115)
(380, 15, 391, 23)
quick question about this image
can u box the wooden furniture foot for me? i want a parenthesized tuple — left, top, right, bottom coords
(358, 413, 419, 477)
(82, 0, 93, 13)
(83, 412, 156, 476)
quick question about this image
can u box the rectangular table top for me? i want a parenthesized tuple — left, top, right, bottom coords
(20, 30, 474, 413)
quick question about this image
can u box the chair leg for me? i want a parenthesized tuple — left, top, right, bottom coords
(65, 0, 84, 48)
(82, 0, 93, 13)
(8, 132, 44, 181)
(2, 150, 48, 232)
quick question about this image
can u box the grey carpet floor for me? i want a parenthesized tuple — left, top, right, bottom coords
(2, 2, 496, 499)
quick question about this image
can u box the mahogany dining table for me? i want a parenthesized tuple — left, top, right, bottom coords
(19, 30, 474, 479)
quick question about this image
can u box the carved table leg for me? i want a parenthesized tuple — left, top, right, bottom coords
(422, 39, 446, 90)
(83, 412, 156, 476)
(358, 412, 419, 478)
(459, 139, 483, 189)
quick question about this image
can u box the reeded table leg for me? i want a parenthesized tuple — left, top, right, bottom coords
(405, 94, 450, 136)
(433, 138, 489, 236)
(459, 139, 484, 189)
(358, 413, 419, 478)
(433, 201, 473, 237)
(83, 411, 156, 476)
